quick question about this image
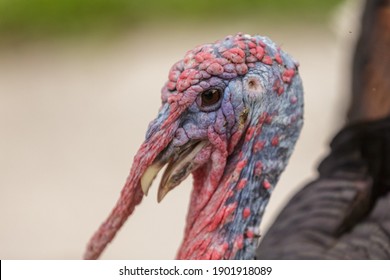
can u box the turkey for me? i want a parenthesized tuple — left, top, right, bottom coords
(84, 33, 304, 260)
(84, 0, 390, 260)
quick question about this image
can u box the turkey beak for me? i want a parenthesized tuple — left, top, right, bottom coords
(157, 141, 207, 202)
(140, 163, 164, 196)
(140, 141, 207, 202)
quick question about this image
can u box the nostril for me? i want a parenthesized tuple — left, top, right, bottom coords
(172, 128, 189, 146)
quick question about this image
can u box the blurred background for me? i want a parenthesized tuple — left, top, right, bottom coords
(0, 0, 362, 259)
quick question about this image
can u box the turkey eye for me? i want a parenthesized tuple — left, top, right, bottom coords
(201, 88, 221, 107)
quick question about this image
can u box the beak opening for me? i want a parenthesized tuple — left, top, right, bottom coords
(140, 141, 208, 202)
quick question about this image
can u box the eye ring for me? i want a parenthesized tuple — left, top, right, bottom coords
(200, 88, 222, 107)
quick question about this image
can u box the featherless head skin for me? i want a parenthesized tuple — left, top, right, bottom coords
(84, 33, 304, 260)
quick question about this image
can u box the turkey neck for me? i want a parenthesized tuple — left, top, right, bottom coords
(176, 108, 302, 259)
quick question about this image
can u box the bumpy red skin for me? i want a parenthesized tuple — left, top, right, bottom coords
(84, 33, 303, 260)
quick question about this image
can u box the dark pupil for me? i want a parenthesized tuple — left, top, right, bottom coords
(201, 89, 220, 106)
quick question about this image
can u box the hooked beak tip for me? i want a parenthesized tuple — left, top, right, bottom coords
(140, 163, 164, 196)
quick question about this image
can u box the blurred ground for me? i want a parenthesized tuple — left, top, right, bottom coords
(0, 1, 362, 259)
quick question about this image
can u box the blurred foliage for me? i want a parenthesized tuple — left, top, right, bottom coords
(0, 0, 344, 39)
